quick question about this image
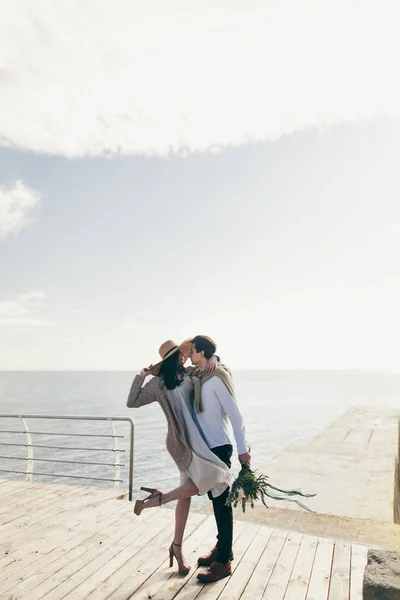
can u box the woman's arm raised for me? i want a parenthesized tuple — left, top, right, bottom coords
(126, 368, 159, 408)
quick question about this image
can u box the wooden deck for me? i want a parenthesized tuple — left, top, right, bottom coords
(0, 478, 369, 599)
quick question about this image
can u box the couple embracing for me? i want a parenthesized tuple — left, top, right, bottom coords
(126, 335, 250, 583)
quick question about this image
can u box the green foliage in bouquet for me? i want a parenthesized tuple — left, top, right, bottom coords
(226, 464, 316, 513)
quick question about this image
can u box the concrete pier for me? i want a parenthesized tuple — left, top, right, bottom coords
(259, 406, 399, 521)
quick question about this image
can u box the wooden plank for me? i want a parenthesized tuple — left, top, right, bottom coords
(262, 532, 303, 600)
(196, 523, 260, 600)
(32, 510, 177, 600)
(102, 512, 207, 600)
(328, 541, 351, 600)
(0, 480, 78, 502)
(0, 488, 122, 547)
(2, 511, 132, 590)
(0, 484, 111, 537)
(0, 479, 75, 499)
(349, 544, 368, 600)
(11, 508, 167, 599)
(149, 519, 248, 600)
(0, 479, 37, 498)
(0, 479, 41, 500)
(218, 526, 273, 600)
(0, 498, 132, 585)
(0, 483, 70, 514)
(284, 535, 318, 600)
(0, 495, 130, 570)
(64, 514, 206, 600)
(89, 514, 216, 600)
(0, 485, 81, 525)
(15, 509, 158, 600)
(305, 538, 334, 600)
(0, 502, 135, 595)
(71, 517, 178, 600)
(241, 529, 287, 600)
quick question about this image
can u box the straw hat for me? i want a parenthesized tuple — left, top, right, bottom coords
(153, 338, 193, 368)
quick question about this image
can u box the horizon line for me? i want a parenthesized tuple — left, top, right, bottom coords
(1, 368, 399, 374)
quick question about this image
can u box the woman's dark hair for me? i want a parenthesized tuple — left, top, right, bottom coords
(158, 350, 186, 390)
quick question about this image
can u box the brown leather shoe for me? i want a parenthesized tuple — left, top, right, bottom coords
(197, 561, 232, 583)
(197, 546, 234, 566)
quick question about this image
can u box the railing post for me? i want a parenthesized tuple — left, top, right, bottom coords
(21, 416, 33, 482)
(128, 419, 134, 502)
(110, 419, 120, 489)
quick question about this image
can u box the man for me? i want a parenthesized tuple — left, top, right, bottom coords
(189, 335, 251, 583)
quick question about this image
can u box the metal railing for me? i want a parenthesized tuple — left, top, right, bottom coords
(0, 414, 135, 501)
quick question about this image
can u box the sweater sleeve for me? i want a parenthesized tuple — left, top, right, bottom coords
(126, 375, 159, 408)
(185, 355, 220, 377)
(213, 377, 248, 455)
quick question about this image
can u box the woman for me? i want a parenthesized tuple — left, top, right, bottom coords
(126, 338, 233, 575)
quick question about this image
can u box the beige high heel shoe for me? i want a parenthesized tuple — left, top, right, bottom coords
(169, 542, 190, 575)
(134, 486, 162, 516)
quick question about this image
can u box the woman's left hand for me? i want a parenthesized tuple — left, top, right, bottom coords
(140, 364, 159, 377)
(205, 355, 218, 375)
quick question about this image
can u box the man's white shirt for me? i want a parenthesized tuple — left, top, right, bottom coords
(195, 376, 247, 455)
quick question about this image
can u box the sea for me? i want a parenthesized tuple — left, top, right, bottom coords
(1, 370, 399, 510)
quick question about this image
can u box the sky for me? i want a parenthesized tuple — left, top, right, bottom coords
(0, 0, 399, 370)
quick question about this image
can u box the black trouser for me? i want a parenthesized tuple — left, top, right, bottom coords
(208, 444, 233, 564)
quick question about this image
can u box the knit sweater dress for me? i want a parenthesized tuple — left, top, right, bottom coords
(127, 374, 233, 497)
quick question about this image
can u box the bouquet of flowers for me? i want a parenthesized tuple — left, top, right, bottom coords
(226, 464, 316, 513)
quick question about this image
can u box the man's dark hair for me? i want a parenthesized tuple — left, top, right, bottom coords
(192, 335, 217, 360)
(158, 351, 186, 390)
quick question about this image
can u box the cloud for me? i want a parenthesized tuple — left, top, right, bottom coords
(0, 0, 398, 158)
(0, 290, 53, 328)
(18, 290, 47, 307)
(0, 301, 26, 319)
(0, 180, 42, 240)
(5, 317, 54, 329)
